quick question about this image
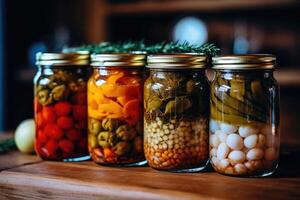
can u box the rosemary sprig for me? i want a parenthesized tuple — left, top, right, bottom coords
(63, 41, 219, 56)
(146, 41, 219, 55)
(0, 137, 17, 154)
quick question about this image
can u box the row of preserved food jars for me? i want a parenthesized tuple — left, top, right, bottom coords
(34, 52, 280, 177)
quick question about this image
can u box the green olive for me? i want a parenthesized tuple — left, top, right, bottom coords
(133, 136, 143, 154)
(98, 131, 117, 148)
(102, 118, 120, 131)
(116, 125, 136, 141)
(37, 89, 53, 106)
(51, 85, 69, 101)
(88, 118, 102, 135)
(113, 141, 131, 156)
(88, 134, 99, 148)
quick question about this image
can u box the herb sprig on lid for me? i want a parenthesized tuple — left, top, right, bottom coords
(63, 41, 219, 56)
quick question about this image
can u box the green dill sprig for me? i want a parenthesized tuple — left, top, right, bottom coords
(146, 41, 220, 56)
(63, 41, 219, 56)
(0, 137, 17, 154)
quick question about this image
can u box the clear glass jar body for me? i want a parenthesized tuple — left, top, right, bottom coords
(210, 70, 280, 177)
(144, 69, 210, 172)
(34, 65, 91, 161)
(87, 67, 146, 166)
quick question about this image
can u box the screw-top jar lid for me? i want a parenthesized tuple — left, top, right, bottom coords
(91, 53, 146, 67)
(36, 52, 90, 66)
(212, 54, 276, 70)
(147, 53, 207, 69)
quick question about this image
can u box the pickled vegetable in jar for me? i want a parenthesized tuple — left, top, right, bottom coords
(144, 54, 210, 172)
(88, 53, 146, 166)
(210, 54, 280, 177)
(34, 53, 91, 161)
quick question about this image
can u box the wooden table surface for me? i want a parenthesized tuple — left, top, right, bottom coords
(0, 136, 300, 200)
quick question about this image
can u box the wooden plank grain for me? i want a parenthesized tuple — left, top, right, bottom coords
(1, 161, 300, 200)
(0, 133, 41, 171)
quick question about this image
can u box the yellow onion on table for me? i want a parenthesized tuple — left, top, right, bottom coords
(14, 119, 35, 154)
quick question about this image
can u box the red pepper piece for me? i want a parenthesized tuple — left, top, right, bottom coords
(59, 139, 74, 154)
(54, 102, 72, 117)
(73, 105, 87, 120)
(66, 128, 81, 141)
(57, 116, 74, 130)
(44, 124, 64, 140)
(42, 106, 57, 124)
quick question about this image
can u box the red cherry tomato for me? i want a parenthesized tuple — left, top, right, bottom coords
(36, 112, 45, 128)
(44, 140, 59, 157)
(59, 139, 74, 153)
(73, 105, 87, 120)
(66, 128, 81, 141)
(42, 106, 57, 124)
(54, 102, 72, 117)
(37, 130, 48, 145)
(57, 116, 74, 130)
(44, 124, 64, 140)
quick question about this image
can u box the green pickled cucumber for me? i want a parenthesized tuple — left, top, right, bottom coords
(230, 79, 245, 102)
(211, 104, 261, 126)
(210, 89, 243, 116)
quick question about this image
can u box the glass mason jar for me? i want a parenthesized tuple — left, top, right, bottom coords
(210, 54, 280, 177)
(144, 54, 210, 172)
(34, 53, 91, 161)
(88, 53, 146, 166)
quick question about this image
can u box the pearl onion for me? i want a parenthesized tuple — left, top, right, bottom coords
(244, 134, 258, 149)
(217, 143, 230, 160)
(220, 123, 238, 134)
(238, 126, 259, 138)
(256, 134, 266, 148)
(228, 150, 246, 165)
(234, 163, 248, 174)
(246, 148, 264, 160)
(210, 134, 220, 148)
(211, 156, 219, 166)
(209, 119, 219, 133)
(210, 148, 217, 157)
(216, 130, 227, 143)
(264, 147, 277, 161)
(245, 160, 262, 171)
(226, 134, 243, 150)
(219, 159, 230, 169)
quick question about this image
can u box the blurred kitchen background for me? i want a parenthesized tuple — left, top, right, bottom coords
(0, 0, 299, 144)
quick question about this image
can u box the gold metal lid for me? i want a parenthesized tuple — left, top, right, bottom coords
(91, 53, 146, 67)
(36, 52, 90, 66)
(146, 53, 207, 69)
(212, 54, 276, 70)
